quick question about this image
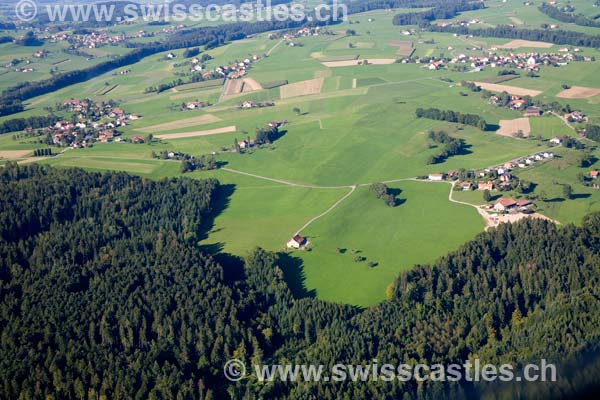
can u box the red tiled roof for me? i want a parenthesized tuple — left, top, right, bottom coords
(292, 235, 305, 244)
(496, 198, 516, 207)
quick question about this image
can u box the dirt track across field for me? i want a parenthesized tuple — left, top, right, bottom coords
(154, 125, 236, 139)
(556, 86, 600, 99)
(472, 82, 542, 97)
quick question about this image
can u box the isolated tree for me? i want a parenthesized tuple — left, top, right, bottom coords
(562, 184, 573, 199)
(292, 107, 301, 115)
(146, 133, 153, 144)
(483, 189, 492, 202)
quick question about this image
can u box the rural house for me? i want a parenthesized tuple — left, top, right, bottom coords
(428, 173, 445, 181)
(287, 235, 306, 249)
(478, 182, 494, 191)
(494, 198, 517, 211)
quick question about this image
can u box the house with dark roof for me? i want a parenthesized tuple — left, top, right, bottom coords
(287, 235, 306, 249)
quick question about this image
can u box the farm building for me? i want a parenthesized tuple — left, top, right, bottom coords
(428, 173, 445, 181)
(494, 198, 516, 211)
(287, 235, 306, 249)
(524, 107, 541, 117)
(478, 182, 494, 191)
(516, 199, 532, 208)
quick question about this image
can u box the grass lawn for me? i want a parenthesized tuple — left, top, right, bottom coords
(295, 181, 484, 306)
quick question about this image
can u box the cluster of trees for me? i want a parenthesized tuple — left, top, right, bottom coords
(14, 31, 43, 46)
(586, 125, 600, 142)
(32, 148, 53, 157)
(426, 130, 466, 164)
(427, 24, 600, 48)
(539, 3, 600, 28)
(255, 125, 281, 144)
(498, 69, 519, 76)
(180, 155, 218, 173)
(144, 78, 185, 94)
(183, 47, 200, 58)
(461, 81, 481, 92)
(369, 182, 398, 207)
(0, 36, 13, 44)
(1, 164, 600, 399)
(416, 107, 489, 131)
(0, 115, 59, 134)
(392, 0, 485, 26)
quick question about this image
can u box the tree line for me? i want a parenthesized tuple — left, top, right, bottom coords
(538, 2, 600, 28)
(426, 130, 467, 164)
(427, 23, 600, 48)
(416, 107, 489, 131)
(0, 114, 59, 134)
(393, 0, 485, 26)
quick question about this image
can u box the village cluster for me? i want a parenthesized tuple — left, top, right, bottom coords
(427, 149, 560, 212)
(269, 26, 333, 47)
(47, 99, 142, 148)
(411, 48, 591, 71)
(173, 52, 262, 80)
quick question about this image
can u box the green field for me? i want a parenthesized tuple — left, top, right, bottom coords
(2, 3, 600, 305)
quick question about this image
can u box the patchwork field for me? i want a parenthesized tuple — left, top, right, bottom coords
(242, 78, 263, 92)
(496, 39, 554, 49)
(0, 150, 33, 160)
(472, 82, 543, 97)
(497, 118, 531, 137)
(154, 125, 237, 139)
(135, 114, 222, 132)
(321, 58, 397, 67)
(556, 86, 600, 99)
(389, 40, 415, 56)
(280, 77, 324, 99)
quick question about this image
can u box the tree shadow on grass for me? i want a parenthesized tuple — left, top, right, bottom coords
(277, 252, 316, 299)
(198, 183, 235, 242)
(571, 193, 591, 200)
(196, 183, 245, 283)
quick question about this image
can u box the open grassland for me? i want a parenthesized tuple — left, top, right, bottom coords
(297, 182, 484, 305)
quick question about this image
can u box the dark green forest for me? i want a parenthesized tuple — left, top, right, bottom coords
(1, 163, 600, 399)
